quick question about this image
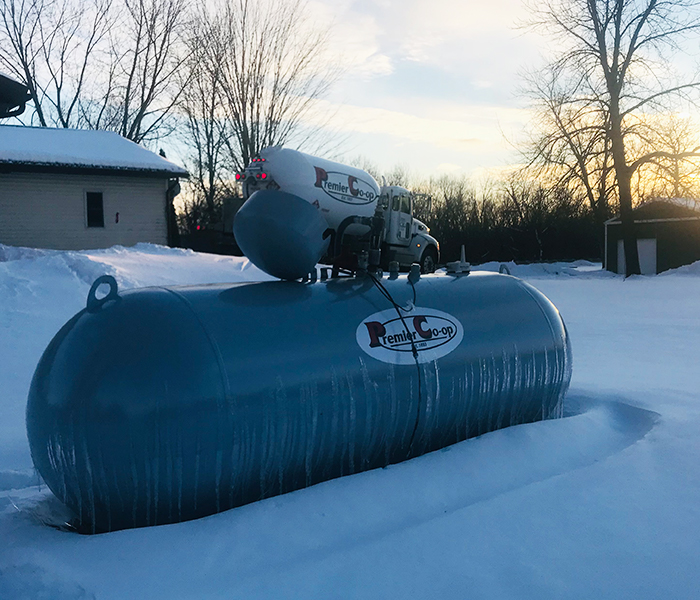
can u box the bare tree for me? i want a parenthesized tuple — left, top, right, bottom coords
(117, 0, 189, 142)
(175, 0, 338, 232)
(528, 0, 700, 275)
(1, 0, 188, 142)
(385, 164, 412, 187)
(80, 0, 190, 142)
(0, 0, 113, 128)
(639, 113, 700, 199)
(206, 0, 338, 172)
(176, 12, 229, 232)
(0, 0, 52, 125)
(348, 155, 382, 183)
(37, 0, 112, 128)
(522, 65, 616, 244)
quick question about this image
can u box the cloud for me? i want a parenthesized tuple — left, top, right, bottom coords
(301, 0, 546, 175)
(315, 0, 545, 72)
(307, 0, 393, 79)
(301, 97, 533, 175)
(435, 162, 464, 173)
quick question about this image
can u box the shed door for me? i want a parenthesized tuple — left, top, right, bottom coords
(617, 238, 657, 275)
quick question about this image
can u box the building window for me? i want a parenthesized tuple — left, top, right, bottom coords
(86, 192, 104, 228)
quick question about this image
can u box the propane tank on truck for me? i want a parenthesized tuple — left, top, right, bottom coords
(234, 147, 440, 280)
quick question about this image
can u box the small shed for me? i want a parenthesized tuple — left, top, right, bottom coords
(604, 198, 700, 274)
(0, 125, 188, 250)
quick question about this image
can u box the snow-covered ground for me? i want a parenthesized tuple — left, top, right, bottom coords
(1, 246, 699, 599)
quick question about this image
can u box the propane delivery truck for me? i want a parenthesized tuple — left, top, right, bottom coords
(233, 146, 440, 280)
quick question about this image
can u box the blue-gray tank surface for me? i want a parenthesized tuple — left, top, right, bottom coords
(26, 272, 572, 533)
(233, 190, 331, 281)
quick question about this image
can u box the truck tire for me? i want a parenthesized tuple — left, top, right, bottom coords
(420, 246, 438, 273)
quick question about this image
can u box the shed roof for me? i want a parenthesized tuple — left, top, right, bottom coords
(0, 125, 188, 177)
(605, 198, 700, 225)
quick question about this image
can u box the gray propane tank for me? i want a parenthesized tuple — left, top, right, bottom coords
(26, 272, 571, 533)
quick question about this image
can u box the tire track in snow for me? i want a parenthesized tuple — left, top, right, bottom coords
(214, 392, 658, 583)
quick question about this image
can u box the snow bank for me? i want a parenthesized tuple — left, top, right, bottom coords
(473, 259, 615, 278)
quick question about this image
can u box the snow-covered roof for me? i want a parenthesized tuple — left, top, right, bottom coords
(640, 197, 700, 212)
(0, 125, 188, 177)
(605, 197, 700, 224)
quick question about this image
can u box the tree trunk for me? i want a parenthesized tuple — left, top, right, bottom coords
(618, 183, 640, 276)
(609, 98, 641, 276)
(593, 199, 607, 262)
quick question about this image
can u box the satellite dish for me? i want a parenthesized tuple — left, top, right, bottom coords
(0, 72, 31, 118)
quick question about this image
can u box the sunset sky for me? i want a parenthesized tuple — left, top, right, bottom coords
(308, 0, 550, 179)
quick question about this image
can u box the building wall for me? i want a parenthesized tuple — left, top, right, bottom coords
(605, 219, 700, 274)
(0, 172, 168, 250)
(657, 220, 700, 272)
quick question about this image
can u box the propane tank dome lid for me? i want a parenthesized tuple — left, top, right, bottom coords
(233, 189, 330, 280)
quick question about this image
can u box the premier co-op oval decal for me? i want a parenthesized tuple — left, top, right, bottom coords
(314, 166, 377, 205)
(356, 307, 464, 365)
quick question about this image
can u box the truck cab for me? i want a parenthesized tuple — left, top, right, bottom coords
(379, 186, 440, 272)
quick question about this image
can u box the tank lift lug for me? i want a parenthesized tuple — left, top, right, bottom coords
(86, 275, 119, 312)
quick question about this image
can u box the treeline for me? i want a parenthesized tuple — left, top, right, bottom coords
(392, 174, 601, 264)
(181, 167, 606, 263)
(415, 178, 601, 264)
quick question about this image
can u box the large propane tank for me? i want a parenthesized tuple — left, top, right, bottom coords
(27, 272, 571, 533)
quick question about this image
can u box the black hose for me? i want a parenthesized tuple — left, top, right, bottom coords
(367, 272, 423, 453)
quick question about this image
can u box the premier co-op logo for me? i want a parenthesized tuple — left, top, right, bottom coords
(356, 307, 464, 365)
(314, 166, 377, 205)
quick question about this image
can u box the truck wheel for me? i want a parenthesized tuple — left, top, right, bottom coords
(420, 246, 438, 274)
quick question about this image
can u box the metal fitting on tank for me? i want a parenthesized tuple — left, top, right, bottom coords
(388, 261, 399, 280)
(357, 250, 369, 275)
(446, 245, 470, 276)
(408, 263, 421, 284)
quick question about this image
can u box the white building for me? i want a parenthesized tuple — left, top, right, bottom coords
(0, 125, 188, 250)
